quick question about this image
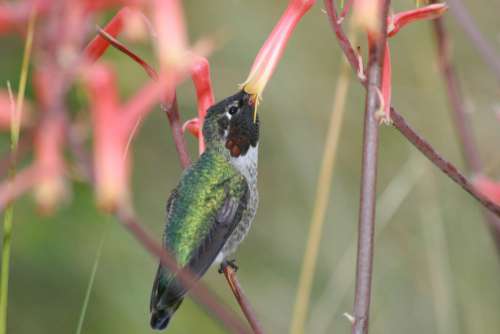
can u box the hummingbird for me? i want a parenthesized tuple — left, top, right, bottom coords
(149, 89, 259, 330)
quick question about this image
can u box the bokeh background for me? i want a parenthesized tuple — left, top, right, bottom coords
(1, 0, 500, 333)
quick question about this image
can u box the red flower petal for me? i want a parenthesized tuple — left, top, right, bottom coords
(191, 57, 214, 154)
(388, 3, 448, 38)
(182, 118, 200, 138)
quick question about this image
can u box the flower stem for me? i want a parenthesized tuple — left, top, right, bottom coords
(0, 7, 36, 334)
(352, 2, 390, 334)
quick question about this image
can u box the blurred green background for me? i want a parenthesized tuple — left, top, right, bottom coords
(1, 0, 500, 333)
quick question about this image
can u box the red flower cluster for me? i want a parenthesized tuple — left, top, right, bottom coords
(0, 0, 314, 213)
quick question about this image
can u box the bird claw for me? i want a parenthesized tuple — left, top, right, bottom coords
(218, 259, 238, 274)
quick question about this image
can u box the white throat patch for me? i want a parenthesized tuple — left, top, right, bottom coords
(229, 144, 258, 182)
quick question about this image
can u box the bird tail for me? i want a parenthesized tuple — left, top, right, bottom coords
(150, 296, 183, 330)
(150, 265, 184, 330)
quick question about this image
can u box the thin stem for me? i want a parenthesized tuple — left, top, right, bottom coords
(390, 109, 500, 222)
(162, 96, 192, 169)
(447, 0, 500, 82)
(432, 15, 481, 173)
(338, 0, 353, 22)
(97, 27, 158, 80)
(325, 0, 500, 238)
(324, 0, 366, 84)
(0, 9, 36, 334)
(75, 221, 108, 334)
(0, 133, 32, 179)
(222, 266, 264, 334)
(289, 41, 353, 334)
(352, 2, 390, 334)
(309, 154, 426, 334)
(431, 11, 500, 253)
(83, 7, 130, 62)
(92, 29, 192, 169)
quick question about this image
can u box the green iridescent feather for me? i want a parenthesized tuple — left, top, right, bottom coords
(165, 150, 247, 266)
(153, 149, 248, 301)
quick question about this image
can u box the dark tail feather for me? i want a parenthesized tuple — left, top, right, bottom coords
(150, 265, 184, 330)
(150, 297, 183, 330)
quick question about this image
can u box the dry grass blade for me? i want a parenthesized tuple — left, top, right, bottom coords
(0, 7, 36, 334)
(289, 38, 353, 334)
(75, 222, 108, 334)
(418, 172, 458, 334)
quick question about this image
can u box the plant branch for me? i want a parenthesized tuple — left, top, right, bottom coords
(222, 266, 263, 334)
(324, 0, 366, 84)
(432, 16, 481, 172)
(351, 2, 390, 334)
(161, 96, 192, 169)
(97, 31, 192, 168)
(431, 10, 500, 253)
(390, 109, 500, 223)
(0, 8, 36, 334)
(324, 0, 500, 228)
(447, 0, 500, 82)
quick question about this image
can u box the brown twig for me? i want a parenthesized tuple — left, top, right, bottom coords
(431, 12, 500, 252)
(95, 29, 192, 169)
(447, 0, 500, 82)
(162, 96, 192, 169)
(351, 2, 390, 334)
(97, 26, 158, 80)
(432, 17, 481, 172)
(323, 0, 500, 222)
(324, 0, 366, 84)
(338, 0, 354, 23)
(222, 266, 264, 334)
(390, 109, 500, 223)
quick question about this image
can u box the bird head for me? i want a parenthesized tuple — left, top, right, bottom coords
(202, 90, 259, 158)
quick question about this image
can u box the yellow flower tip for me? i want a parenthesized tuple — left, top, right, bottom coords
(240, 83, 262, 123)
(352, 0, 382, 35)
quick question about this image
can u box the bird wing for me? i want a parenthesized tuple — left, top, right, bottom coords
(151, 152, 249, 310)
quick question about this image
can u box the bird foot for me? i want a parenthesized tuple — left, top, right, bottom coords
(218, 259, 238, 274)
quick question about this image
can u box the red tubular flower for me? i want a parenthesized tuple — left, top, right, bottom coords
(243, 0, 315, 101)
(33, 69, 67, 214)
(375, 3, 448, 122)
(191, 57, 214, 154)
(152, 0, 188, 72)
(0, 0, 48, 35)
(84, 63, 164, 210)
(84, 64, 130, 210)
(379, 41, 392, 121)
(84, 6, 132, 62)
(388, 3, 448, 37)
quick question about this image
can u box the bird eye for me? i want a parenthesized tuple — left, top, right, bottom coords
(228, 105, 238, 115)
